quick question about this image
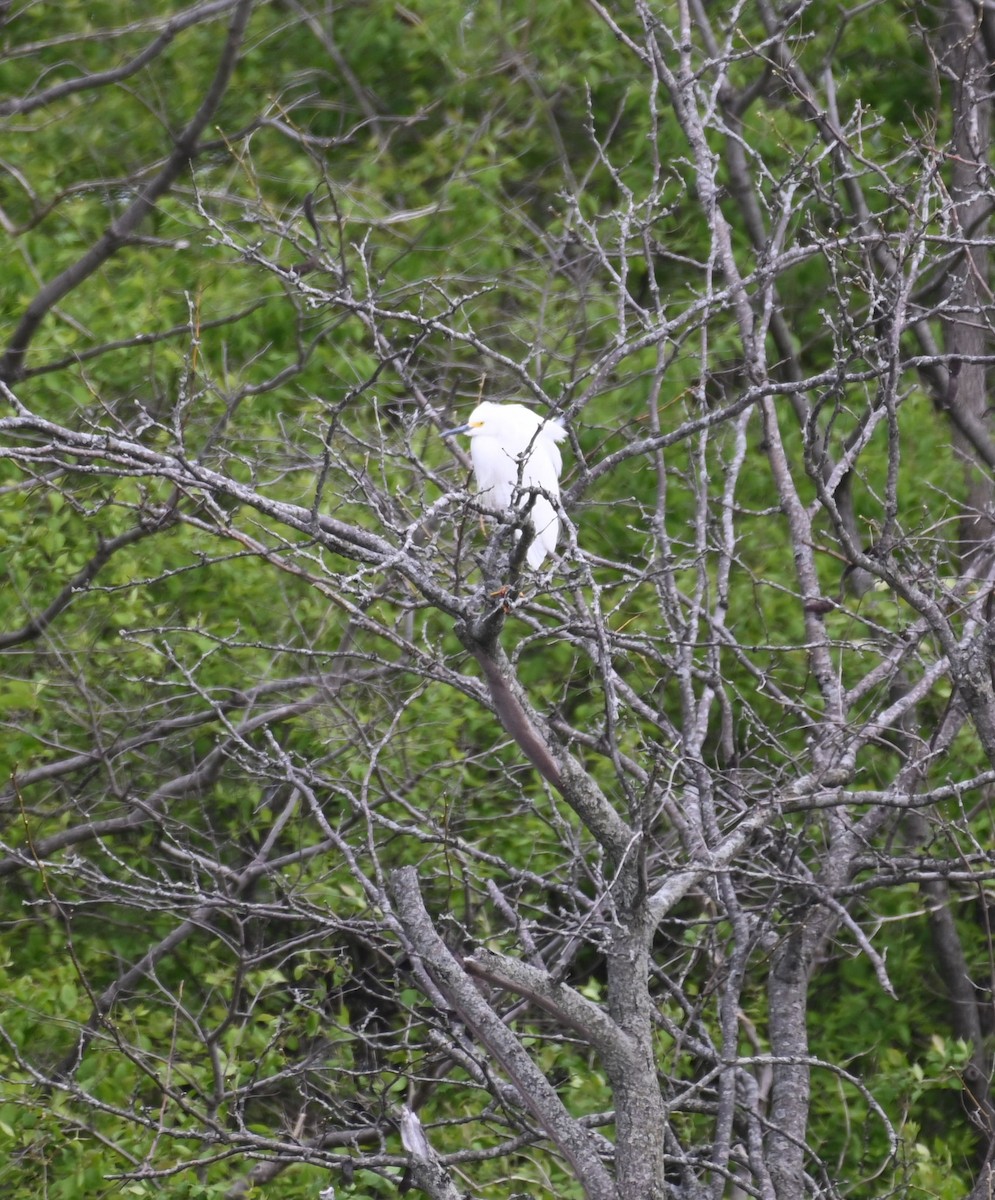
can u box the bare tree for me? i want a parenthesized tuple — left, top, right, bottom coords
(1, 2, 994, 1198)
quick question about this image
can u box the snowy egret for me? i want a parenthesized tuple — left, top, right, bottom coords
(443, 401, 567, 568)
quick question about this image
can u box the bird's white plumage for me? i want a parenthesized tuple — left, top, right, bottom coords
(457, 401, 566, 568)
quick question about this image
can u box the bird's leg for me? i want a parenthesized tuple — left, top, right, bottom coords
(488, 584, 520, 613)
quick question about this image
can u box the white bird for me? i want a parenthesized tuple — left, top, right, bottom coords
(443, 401, 567, 568)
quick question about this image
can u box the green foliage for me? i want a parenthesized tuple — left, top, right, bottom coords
(1, 0, 993, 1195)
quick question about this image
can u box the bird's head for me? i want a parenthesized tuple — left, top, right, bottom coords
(442, 402, 564, 453)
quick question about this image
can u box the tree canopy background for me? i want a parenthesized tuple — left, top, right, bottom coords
(2, 2, 995, 1198)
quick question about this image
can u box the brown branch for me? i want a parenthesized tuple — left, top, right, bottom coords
(0, 0, 253, 383)
(458, 628, 633, 866)
(20, 300, 272, 379)
(0, 514, 178, 649)
(0, 699, 316, 878)
(0, 0, 240, 118)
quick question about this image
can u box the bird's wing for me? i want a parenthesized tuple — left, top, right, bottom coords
(526, 494, 559, 567)
(470, 437, 515, 510)
(522, 438, 562, 494)
(521, 444, 561, 566)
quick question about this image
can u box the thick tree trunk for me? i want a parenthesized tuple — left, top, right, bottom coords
(934, 0, 995, 559)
